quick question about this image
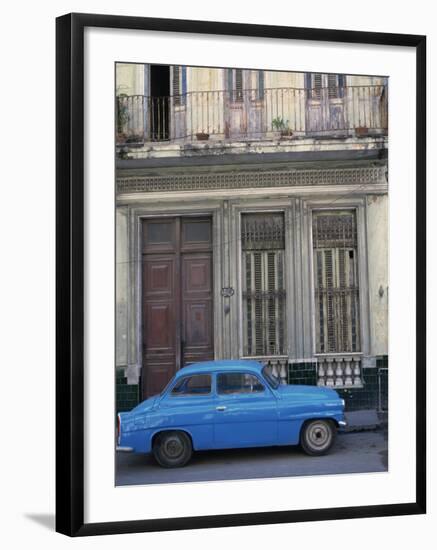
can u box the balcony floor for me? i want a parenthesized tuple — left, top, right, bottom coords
(116, 134, 388, 161)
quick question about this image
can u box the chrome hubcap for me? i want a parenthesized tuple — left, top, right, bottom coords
(307, 422, 331, 448)
(163, 436, 184, 458)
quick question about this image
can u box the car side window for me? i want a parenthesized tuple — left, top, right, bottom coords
(171, 374, 211, 396)
(217, 373, 265, 395)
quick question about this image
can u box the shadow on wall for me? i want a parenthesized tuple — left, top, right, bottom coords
(24, 514, 55, 531)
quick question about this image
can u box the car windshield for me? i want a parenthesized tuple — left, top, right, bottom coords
(262, 366, 280, 389)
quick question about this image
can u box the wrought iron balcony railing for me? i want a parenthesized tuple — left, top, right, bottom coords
(116, 85, 387, 145)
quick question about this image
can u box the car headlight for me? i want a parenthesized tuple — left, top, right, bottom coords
(341, 399, 345, 408)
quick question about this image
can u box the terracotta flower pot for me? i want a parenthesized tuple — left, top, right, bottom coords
(355, 126, 369, 137)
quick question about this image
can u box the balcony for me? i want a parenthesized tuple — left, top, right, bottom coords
(116, 85, 387, 148)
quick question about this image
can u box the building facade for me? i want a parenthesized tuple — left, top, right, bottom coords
(115, 63, 389, 414)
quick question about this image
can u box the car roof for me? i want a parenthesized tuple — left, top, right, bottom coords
(174, 359, 265, 378)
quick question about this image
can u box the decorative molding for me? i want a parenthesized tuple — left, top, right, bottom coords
(117, 166, 386, 194)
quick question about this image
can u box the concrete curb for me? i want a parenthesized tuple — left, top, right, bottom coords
(343, 409, 382, 432)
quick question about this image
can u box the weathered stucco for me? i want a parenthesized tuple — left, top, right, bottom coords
(116, 207, 128, 367)
(116, 63, 145, 96)
(115, 66, 386, 96)
(366, 194, 389, 356)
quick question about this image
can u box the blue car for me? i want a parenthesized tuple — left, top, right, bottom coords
(117, 360, 346, 468)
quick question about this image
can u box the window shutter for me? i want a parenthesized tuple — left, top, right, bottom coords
(313, 211, 360, 353)
(235, 69, 243, 102)
(305, 72, 312, 90)
(172, 66, 181, 105)
(242, 214, 286, 357)
(181, 66, 187, 99)
(313, 73, 322, 100)
(257, 70, 264, 100)
(328, 73, 343, 99)
(337, 74, 345, 98)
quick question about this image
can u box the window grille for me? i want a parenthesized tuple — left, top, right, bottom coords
(242, 213, 286, 356)
(312, 210, 360, 353)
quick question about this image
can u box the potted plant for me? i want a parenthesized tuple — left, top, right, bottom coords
(272, 117, 293, 139)
(116, 93, 130, 141)
(355, 126, 369, 137)
(195, 131, 210, 141)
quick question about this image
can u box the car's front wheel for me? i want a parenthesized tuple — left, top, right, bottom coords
(153, 431, 193, 468)
(300, 419, 336, 456)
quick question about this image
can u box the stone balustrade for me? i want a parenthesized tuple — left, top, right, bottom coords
(317, 356, 362, 388)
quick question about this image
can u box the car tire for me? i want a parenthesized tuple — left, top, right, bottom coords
(300, 419, 336, 456)
(153, 431, 193, 468)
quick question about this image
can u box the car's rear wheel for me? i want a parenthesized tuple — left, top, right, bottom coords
(300, 419, 336, 456)
(153, 431, 193, 468)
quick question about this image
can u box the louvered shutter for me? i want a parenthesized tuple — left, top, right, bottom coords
(235, 69, 243, 102)
(313, 73, 322, 100)
(257, 70, 264, 100)
(173, 66, 181, 105)
(313, 211, 360, 353)
(242, 214, 286, 356)
(327, 73, 344, 99)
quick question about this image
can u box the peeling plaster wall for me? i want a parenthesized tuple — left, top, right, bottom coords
(366, 193, 389, 356)
(265, 70, 304, 89)
(116, 63, 145, 96)
(116, 206, 128, 367)
(115, 63, 385, 95)
(189, 66, 223, 91)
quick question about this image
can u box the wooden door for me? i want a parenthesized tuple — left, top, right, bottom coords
(142, 217, 213, 398)
(225, 69, 264, 139)
(180, 218, 214, 366)
(306, 73, 345, 135)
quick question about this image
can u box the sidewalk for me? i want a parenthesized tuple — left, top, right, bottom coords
(344, 409, 386, 432)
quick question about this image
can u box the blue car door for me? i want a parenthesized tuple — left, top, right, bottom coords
(158, 373, 215, 449)
(213, 371, 278, 449)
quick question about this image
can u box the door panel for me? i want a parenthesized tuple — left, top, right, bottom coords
(142, 217, 213, 398)
(145, 361, 175, 398)
(182, 253, 214, 366)
(183, 302, 213, 364)
(214, 392, 278, 448)
(142, 255, 177, 397)
(213, 372, 278, 448)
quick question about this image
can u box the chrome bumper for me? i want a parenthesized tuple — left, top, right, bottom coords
(116, 446, 134, 452)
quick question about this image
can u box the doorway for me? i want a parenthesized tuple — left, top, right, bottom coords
(141, 217, 214, 398)
(305, 73, 345, 135)
(150, 65, 170, 140)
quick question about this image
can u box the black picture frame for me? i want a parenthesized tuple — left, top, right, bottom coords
(56, 12, 426, 537)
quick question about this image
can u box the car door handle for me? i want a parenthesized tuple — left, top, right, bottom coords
(216, 405, 227, 411)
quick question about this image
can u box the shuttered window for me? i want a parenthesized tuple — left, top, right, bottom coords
(172, 66, 186, 105)
(307, 73, 344, 100)
(228, 68, 244, 102)
(327, 73, 344, 99)
(241, 213, 286, 356)
(310, 73, 322, 100)
(312, 210, 360, 353)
